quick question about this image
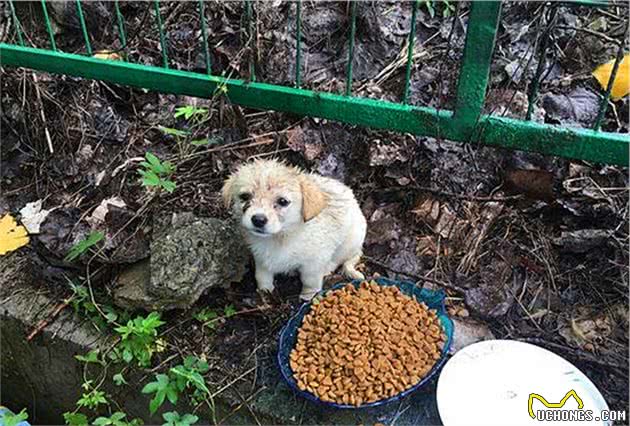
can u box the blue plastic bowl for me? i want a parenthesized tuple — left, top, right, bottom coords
(277, 277, 454, 409)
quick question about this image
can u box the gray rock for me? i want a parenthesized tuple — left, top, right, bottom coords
(114, 214, 250, 310)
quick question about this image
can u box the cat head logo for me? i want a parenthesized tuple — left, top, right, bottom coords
(528, 389, 584, 419)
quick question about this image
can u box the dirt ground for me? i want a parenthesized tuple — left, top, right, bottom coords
(1, 0, 628, 422)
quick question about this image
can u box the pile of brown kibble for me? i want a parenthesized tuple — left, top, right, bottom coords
(289, 281, 446, 406)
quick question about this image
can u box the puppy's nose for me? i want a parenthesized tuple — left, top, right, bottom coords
(251, 214, 268, 228)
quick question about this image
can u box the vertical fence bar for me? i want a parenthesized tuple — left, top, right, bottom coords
(526, 6, 556, 121)
(153, 0, 169, 68)
(452, 1, 502, 134)
(8, 0, 25, 46)
(244, 0, 255, 81)
(593, 24, 629, 131)
(345, 1, 357, 96)
(295, 0, 302, 88)
(114, 0, 127, 53)
(403, 0, 419, 104)
(198, 0, 211, 74)
(75, 0, 92, 55)
(40, 0, 57, 51)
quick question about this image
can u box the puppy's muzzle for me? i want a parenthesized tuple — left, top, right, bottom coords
(251, 214, 268, 229)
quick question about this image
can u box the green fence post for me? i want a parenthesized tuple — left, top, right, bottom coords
(8, 0, 25, 46)
(295, 0, 302, 88)
(345, 1, 357, 96)
(75, 0, 92, 55)
(403, 0, 419, 104)
(114, 0, 127, 54)
(153, 0, 169, 68)
(40, 0, 57, 51)
(452, 1, 502, 137)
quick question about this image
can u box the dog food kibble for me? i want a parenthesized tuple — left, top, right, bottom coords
(289, 281, 446, 406)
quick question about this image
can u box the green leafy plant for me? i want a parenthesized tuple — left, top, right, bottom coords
(174, 105, 208, 122)
(114, 312, 166, 367)
(65, 231, 104, 261)
(223, 304, 237, 318)
(142, 356, 210, 414)
(75, 350, 106, 366)
(63, 412, 89, 426)
(77, 389, 108, 410)
(422, 0, 454, 18)
(138, 152, 176, 193)
(162, 411, 199, 426)
(113, 372, 127, 386)
(93, 412, 143, 426)
(2, 408, 28, 426)
(142, 373, 179, 414)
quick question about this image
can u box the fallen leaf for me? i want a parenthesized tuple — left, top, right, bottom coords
(505, 169, 554, 201)
(0, 214, 30, 255)
(19, 200, 51, 234)
(92, 50, 123, 61)
(592, 54, 630, 100)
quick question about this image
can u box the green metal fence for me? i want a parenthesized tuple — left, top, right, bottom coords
(1, 1, 628, 166)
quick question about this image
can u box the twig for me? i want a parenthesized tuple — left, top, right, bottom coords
(26, 298, 72, 341)
(32, 73, 54, 154)
(363, 256, 460, 292)
(374, 186, 524, 202)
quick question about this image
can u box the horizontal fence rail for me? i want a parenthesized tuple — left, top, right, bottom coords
(0, 1, 628, 167)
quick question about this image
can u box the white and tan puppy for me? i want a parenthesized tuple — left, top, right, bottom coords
(222, 159, 366, 300)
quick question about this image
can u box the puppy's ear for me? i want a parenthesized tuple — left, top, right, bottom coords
(300, 176, 327, 221)
(221, 176, 235, 209)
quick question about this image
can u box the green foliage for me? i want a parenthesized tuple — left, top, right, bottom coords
(63, 412, 89, 426)
(114, 312, 165, 367)
(142, 373, 179, 414)
(113, 373, 127, 386)
(223, 304, 237, 318)
(138, 152, 176, 193)
(75, 350, 105, 366)
(77, 389, 108, 410)
(173, 105, 208, 121)
(93, 412, 143, 426)
(194, 305, 237, 329)
(142, 356, 210, 414)
(193, 308, 218, 328)
(162, 412, 199, 426)
(65, 231, 104, 261)
(422, 0, 454, 18)
(2, 408, 28, 426)
(68, 281, 128, 331)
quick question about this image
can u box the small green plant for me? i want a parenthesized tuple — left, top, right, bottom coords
(422, 0, 455, 18)
(114, 312, 166, 367)
(162, 411, 199, 426)
(113, 312, 165, 366)
(2, 408, 28, 426)
(65, 231, 104, 261)
(138, 152, 176, 193)
(63, 412, 89, 426)
(113, 372, 127, 386)
(75, 350, 106, 366)
(93, 412, 143, 426)
(142, 356, 210, 414)
(77, 388, 108, 410)
(223, 304, 237, 318)
(174, 105, 208, 122)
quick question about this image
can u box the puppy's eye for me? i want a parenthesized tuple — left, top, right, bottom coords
(276, 197, 290, 207)
(239, 193, 252, 202)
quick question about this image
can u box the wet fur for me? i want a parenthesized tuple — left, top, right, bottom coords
(222, 159, 366, 300)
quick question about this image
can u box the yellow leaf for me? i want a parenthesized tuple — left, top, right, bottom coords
(92, 50, 122, 61)
(592, 54, 630, 101)
(0, 214, 30, 255)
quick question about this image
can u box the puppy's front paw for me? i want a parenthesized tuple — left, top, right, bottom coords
(299, 289, 318, 301)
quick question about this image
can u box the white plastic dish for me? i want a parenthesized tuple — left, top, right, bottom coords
(437, 340, 610, 426)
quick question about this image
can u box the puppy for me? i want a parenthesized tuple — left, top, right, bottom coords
(222, 159, 367, 300)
